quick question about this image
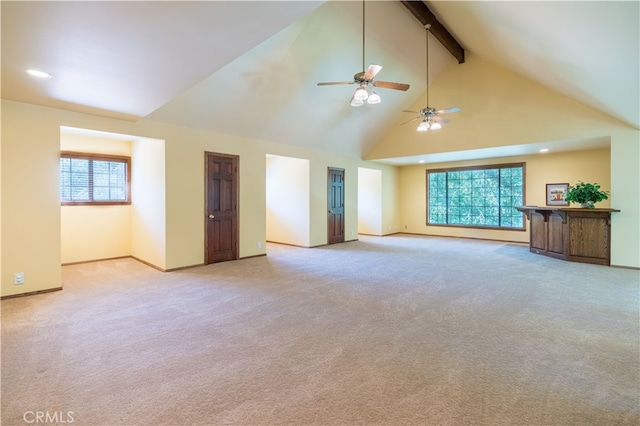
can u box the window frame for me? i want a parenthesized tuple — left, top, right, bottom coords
(425, 162, 526, 231)
(60, 151, 131, 206)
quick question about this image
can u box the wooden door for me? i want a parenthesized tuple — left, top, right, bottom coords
(566, 213, 610, 263)
(327, 167, 345, 244)
(530, 211, 547, 253)
(547, 213, 565, 255)
(205, 152, 238, 263)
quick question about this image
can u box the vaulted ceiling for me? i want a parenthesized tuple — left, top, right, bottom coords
(2, 1, 638, 161)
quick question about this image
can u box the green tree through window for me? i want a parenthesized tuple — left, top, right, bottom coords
(427, 163, 524, 229)
(60, 152, 130, 205)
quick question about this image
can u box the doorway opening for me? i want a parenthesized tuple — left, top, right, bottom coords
(357, 167, 382, 235)
(265, 154, 310, 247)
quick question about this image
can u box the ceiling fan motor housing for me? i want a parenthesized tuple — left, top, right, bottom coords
(421, 107, 437, 118)
(354, 72, 370, 83)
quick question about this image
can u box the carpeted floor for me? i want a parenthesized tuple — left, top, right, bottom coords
(1, 234, 639, 425)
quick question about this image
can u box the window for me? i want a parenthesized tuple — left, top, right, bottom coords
(426, 163, 524, 229)
(60, 152, 131, 205)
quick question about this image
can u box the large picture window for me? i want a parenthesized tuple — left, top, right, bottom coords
(427, 163, 524, 229)
(60, 152, 131, 205)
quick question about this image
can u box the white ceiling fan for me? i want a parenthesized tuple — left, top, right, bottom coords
(317, 0, 410, 107)
(402, 24, 460, 131)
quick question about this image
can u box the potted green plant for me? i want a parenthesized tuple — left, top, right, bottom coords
(564, 181, 609, 208)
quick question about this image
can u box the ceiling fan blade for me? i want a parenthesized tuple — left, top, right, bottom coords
(402, 110, 420, 114)
(373, 81, 410, 91)
(400, 116, 421, 126)
(363, 64, 382, 80)
(317, 81, 354, 86)
(433, 116, 451, 125)
(436, 107, 461, 114)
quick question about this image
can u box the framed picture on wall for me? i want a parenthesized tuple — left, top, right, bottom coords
(546, 183, 570, 206)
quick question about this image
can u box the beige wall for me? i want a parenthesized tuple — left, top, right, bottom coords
(2, 102, 65, 296)
(61, 206, 131, 263)
(371, 54, 639, 268)
(399, 148, 611, 244)
(2, 50, 637, 297)
(368, 54, 631, 160)
(266, 155, 310, 246)
(1, 100, 400, 296)
(381, 165, 402, 236)
(60, 133, 132, 264)
(358, 167, 382, 235)
(130, 137, 166, 269)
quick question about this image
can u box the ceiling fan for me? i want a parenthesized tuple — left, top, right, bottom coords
(316, 0, 410, 107)
(402, 25, 460, 131)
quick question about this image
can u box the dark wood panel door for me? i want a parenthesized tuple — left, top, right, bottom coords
(327, 167, 345, 244)
(547, 213, 565, 255)
(567, 215, 609, 259)
(205, 152, 238, 264)
(530, 212, 547, 252)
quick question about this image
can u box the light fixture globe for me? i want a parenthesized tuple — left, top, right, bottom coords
(367, 92, 381, 104)
(430, 121, 442, 130)
(417, 120, 430, 132)
(354, 86, 369, 101)
(350, 97, 365, 107)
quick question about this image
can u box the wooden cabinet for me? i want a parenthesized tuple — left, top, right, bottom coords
(517, 206, 620, 265)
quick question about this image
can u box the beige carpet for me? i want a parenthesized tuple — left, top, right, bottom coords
(1, 234, 639, 425)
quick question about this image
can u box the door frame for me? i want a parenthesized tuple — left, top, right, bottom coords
(327, 167, 345, 244)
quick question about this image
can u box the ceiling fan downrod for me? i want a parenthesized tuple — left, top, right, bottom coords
(425, 24, 431, 108)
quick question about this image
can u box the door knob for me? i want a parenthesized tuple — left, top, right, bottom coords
(209, 214, 215, 219)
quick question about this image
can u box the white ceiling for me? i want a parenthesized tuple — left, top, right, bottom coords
(2, 1, 638, 163)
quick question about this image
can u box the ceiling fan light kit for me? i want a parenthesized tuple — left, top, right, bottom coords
(402, 24, 460, 132)
(349, 83, 382, 107)
(317, 0, 410, 107)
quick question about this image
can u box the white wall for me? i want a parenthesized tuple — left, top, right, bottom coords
(610, 137, 640, 267)
(358, 167, 382, 235)
(266, 155, 310, 247)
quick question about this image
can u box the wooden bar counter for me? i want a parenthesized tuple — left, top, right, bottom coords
(516, 206, 620, 266)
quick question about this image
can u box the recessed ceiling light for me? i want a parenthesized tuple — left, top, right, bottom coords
(539, 148, 549, 153)
(25, 68, 51, 78)
(418, 160, 425, 164)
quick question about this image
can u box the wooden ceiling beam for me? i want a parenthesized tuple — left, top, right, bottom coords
(401, 0, 465, 64)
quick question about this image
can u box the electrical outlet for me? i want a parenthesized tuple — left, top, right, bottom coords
(14, 273, 24, 285)
(257, 242, 262, 249)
